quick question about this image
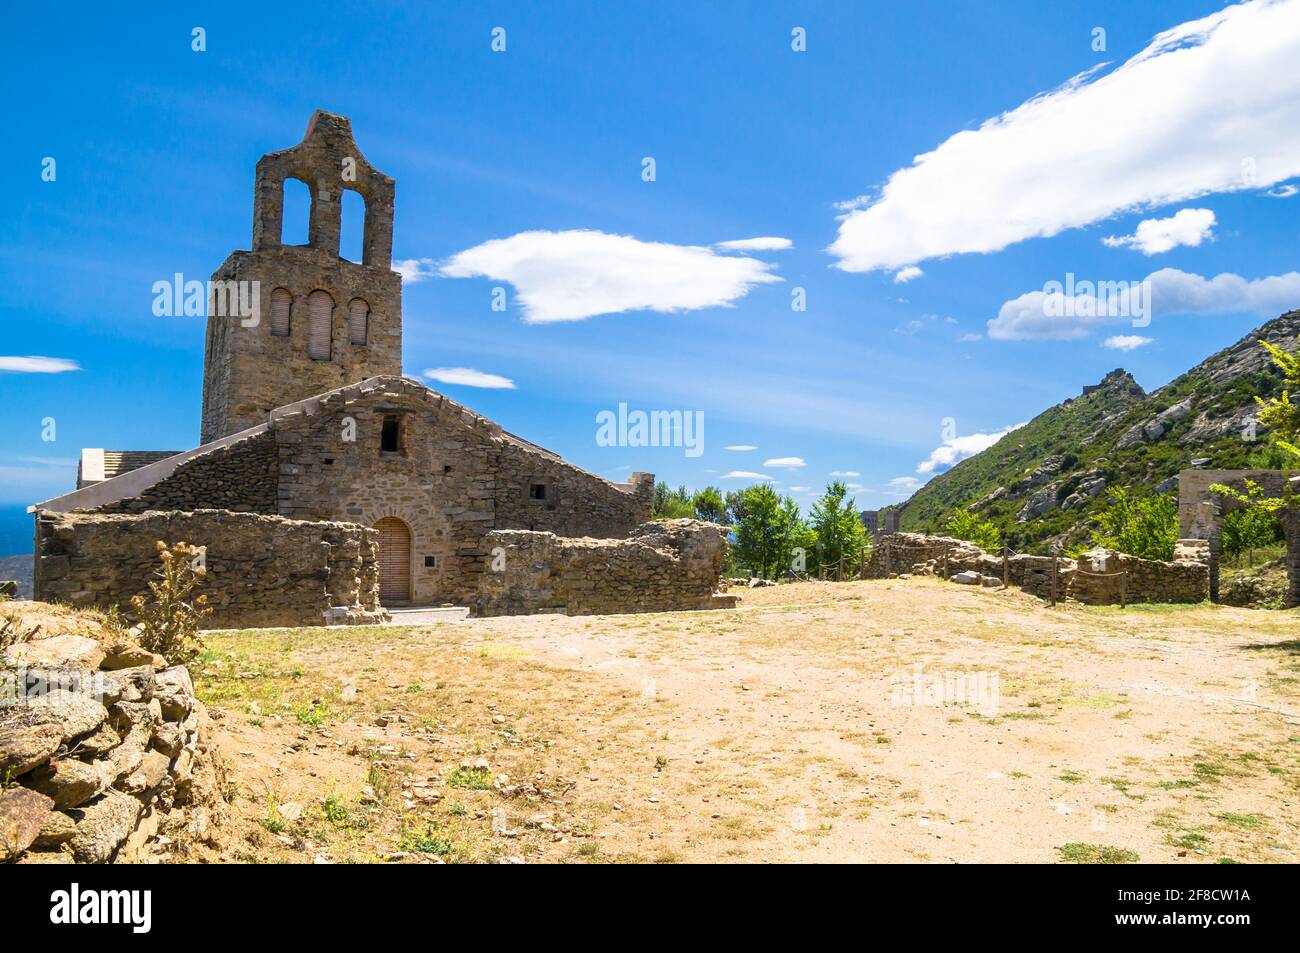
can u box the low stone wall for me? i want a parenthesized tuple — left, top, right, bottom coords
(475, 519, 735, 616)
(1, 634, 221, 864)
(33, 509, 384, 629)
(867, 532, 1208, 605)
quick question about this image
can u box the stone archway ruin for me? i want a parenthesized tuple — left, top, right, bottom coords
(1177, 468, 1300, 607)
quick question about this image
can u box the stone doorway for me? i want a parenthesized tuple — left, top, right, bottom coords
(374, 516, 412, 603)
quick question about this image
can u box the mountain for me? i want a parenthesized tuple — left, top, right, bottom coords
(898, 310, 1300, 552)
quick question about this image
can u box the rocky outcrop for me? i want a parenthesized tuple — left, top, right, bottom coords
(0, 627, 222, 864)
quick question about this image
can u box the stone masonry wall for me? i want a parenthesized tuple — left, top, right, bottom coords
(33, 510, 383, 629)
(98, 430, 279, 515)
(475, 519, 733, 616)
(1, 632, 222, 864)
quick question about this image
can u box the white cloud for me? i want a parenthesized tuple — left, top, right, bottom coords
(988, 267, 1300, 341)
(893, 266, 924, 284)
(441, 229, 782, 323)
(844, 483, 865, 491)
(0, 356, 80, 373)
(828, 0, 1300, 272)
(722, 471, 774, 481)
(714, 237, 793, 251)
(1103, 208, 1216, 255)
(959, 332, 984, 342)
(1103, 335, 1154, 352)
(789, 485, 812, 493)
(1267, 184, 1298, 198)
(830, 470, 861, 477)
(724, 444, 757, 451)
(393, 258, 438, 283)
(888, 476, 922, 494)
(917, 422, 1026, 475)
(422, 367, 517, 389)
(763, 456, 806, 469)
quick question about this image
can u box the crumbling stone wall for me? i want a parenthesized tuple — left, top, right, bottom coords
(1, 634, 221, 864)
(33, 510, 383, 629)
(98, 430, 278, 515)
(867, 532, 1208, 605)
(475, 519, 734, 616)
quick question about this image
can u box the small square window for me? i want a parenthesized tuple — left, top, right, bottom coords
(424, 555, 436, 568)
(529, 483, 547, 501)
(380, 415, 401, 453)
(323, 458, 334, 466)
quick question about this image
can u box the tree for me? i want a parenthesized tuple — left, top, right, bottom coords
(731, 484, 807, 579)
(945, 509, 1001, 552)
(653, 481, 695, 519)
(1222, 501, 1281, 561)
(1091, 486, 1178, 560)
(692, 485, 727, 524)
(809, 481, 868, 574)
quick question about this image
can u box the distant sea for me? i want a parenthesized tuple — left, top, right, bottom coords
(0, 504, 34, 557)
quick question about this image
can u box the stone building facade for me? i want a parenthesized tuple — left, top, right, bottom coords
(31, 111, 714, 621)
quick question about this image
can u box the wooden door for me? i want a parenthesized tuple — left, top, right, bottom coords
(375, 517, 411, 602)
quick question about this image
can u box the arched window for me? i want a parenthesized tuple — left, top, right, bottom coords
(348, 298, 369, 346)
(307, 290, 333, 360)
(280, 177, 311, 246)
(269, 288, 292, 337)
(340, 189, 366, 263)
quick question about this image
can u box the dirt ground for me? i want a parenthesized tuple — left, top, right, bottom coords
(195, 578, 1300, 864)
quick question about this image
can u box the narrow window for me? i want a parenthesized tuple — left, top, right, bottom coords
(529, 483, 547, 501)
(348, 298, 369, 346)
(270, 288, 292, 336)
(307, 290, 333, 360)
(380, 414, 401, 453)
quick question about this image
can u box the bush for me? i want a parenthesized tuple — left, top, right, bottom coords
(1092, 487, 1177, 561)
(130, 541, 212, 665)
(945, 509, 1002, 552)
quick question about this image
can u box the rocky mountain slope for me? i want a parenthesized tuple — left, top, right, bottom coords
(899, 310, 1300, 552)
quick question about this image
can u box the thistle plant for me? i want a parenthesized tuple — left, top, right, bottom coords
(130, 541, 212, 665)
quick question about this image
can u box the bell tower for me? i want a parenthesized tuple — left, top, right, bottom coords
(200, 110, 402, 443)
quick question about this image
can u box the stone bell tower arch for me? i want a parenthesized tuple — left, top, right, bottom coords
(200, 110, 402, 443)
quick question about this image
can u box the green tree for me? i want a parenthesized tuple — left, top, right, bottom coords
(692, 485, 727, 524)
(1091, 486, 1178, 560)
(809, 481, 868, 574)
(732, 484, 807, 579)
(945, 509, 1002, 552)
(1221, 503, 1281, 560)
(652, 481, 695, 519)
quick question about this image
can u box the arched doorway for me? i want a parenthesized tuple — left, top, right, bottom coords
(374, 517, 412, 603)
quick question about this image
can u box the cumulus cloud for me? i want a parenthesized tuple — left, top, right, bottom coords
(1103, 335, 1154, 351)
(1103, 208, 1216, 255)
(422, 367, 517, 389)
(722, 471, 774, 481)
(828, 0, 1300, 272)
(888, 476, 922, 495)
(893, 266, 924, 284)
(763, 456, 806, 469)
(441, 229, 782, 323)
(393, 258, 438, 283)
(0, 356, 80, 373)
(917, 423, 1026, 475)
(988, 267, 1300, 341)
(714, 237, 793, 251)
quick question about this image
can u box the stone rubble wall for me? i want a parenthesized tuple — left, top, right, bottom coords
(475, 519, 735, 616)
(866, 532, 1208, 605)
(98, 430, 279, 516)
(0, 634, 222, 864)
(33, 510, 384, 629)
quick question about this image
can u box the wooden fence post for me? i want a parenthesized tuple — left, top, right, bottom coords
(1002, 546, 1009, 589)
(1049, 556, 1057, 607)
(1120, 571, 1127, 609)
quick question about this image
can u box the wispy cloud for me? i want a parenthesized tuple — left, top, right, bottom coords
(422, 367, 517, 389)
(714, 237, 793, 251)
(830, 470, 861, 477)
(393, 258, 438, 283)
(989, 268, 1300, 341)
(1103, 208, 1215, 255)
(828, 0, 1300, 271)
(893, 266, 924, 284)
(441, 229, 782, 322)
(763, 456, 806, 469)
(917, 422, 1026, 474)
(724, 444, 757, 451)
(722, 471, 774, 481)
(0, 356, 80, 373)
(1103, 335, 1154, 351)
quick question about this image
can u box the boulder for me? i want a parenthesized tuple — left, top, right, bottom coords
(99, 640, 161, 672)
(8, 635, 105, 670)
(122, 750, 171, 796)
(154, 667, 195, 721)
(75, 722, 122, 758)
(22, 690, 109, 741)
(68, 790, 141, 863)
(24, 758, 103, 810)
(0, 786, 54, 861)
(952, 571, 981, 585)
(32, 810, 77, 848)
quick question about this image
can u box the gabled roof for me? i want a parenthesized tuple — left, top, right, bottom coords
(36, 376, 646, 514)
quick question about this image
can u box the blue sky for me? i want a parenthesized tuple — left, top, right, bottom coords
(3, 0, 1299, 551)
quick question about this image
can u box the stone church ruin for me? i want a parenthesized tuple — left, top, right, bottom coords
(31, 111, 730, 627)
